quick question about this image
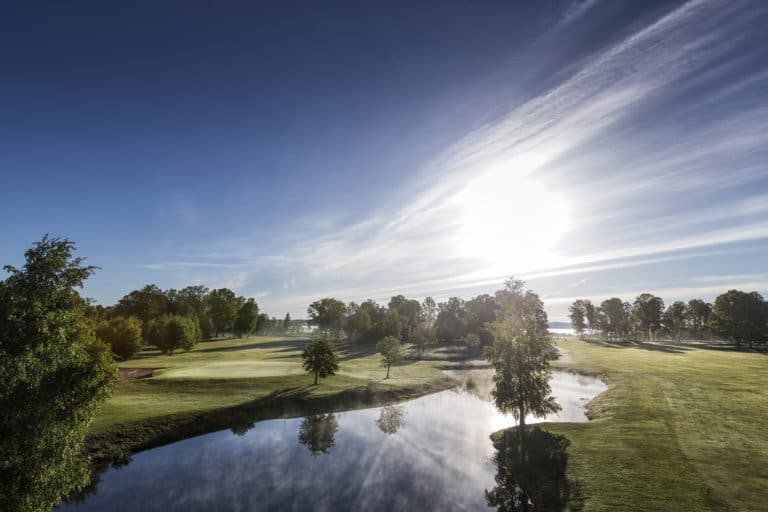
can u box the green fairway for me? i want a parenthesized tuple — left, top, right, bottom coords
(545, 338, 767, 512)
(88, 336, 456, 458)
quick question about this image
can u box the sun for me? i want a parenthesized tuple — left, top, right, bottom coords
(456, 155, 569, 272)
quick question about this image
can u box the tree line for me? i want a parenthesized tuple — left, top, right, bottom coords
(568, 290, 768, 348)
(306, 291, 504, 355)
(88, 284, 293, 360)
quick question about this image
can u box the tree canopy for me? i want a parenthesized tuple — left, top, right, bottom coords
(301, 333, 340, 385)
(0, 236, 117, 512)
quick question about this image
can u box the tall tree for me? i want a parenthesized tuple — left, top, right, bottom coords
(422, 296, 438, 326)
(436, 296, 467, 342)
(283, 312, 292, 334)
(663, 301, 688, 340)
(411, 324, 437, 357)
(599, 298, 631, 341)
(484, 278, 560, 429)
(113, 284, 170, 332)
(568, 300, 587, 337)
(709, 290, 767, 349)
(0, 236, 116, 512)
(388, 294, 422, 340)
(206, 288, 239, 337)
(687, 299, 712, 339)
(632, 293, 665, 341)
(583, 300, 597, 335)
(377, 335, 403, 379)
(233, 298, 259, 337)
(301, 333, 340, 385)
(343, 302, 372, 343)
(307, 297, 346, 333)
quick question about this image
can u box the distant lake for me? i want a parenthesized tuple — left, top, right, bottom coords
(60, 369, 606, 512)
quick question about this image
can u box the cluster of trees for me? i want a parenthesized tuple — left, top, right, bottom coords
(569, 290, 768, 348)
(87, 284, 292, 360)
(307, 291, 509, 353)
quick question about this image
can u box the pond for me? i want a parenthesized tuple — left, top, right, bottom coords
(60, 370, 606, 512)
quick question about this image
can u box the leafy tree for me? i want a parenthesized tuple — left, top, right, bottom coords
(113, 284, 170, 332)
(632, 293, 665, 341)
(465, 293, 499, 345)
(709, 290, 767, 349)
(583, 300, 597, 334)
(388, 294, 422, 340)
(233, 298, 259, 337)
(436, 297, 467, 342)
(301, 333, 340, 384)
(377, 335, 403, 379)
(95, 316, 143, 360)
(598, 298, 632, 341)
(484, 278, 560, 429)
(343, 302, 372, 343)
(283, 312, 292, 334)
(687, 299, 712, 339)
(206, 288, 239, 336)
(568, 300, 587, 337)
(663, 301, 688, 340)
(422, 296, 438, 325)
(0, 236, 117, 512)
(411, 324, 437, 357)
(173, 285, 209, 317)
(155, 315, 201, 355)
(307, 297, 346, 333)
(298, 414, 339, 456)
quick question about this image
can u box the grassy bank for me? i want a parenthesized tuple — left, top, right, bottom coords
(542, 338, 767, 512)
(87, 336, 457, 461)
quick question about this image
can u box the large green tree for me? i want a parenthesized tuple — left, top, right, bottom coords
(687, 299, 712, 339)
(0, 236, 117, 512)
(632, 293, 665, 341)
(709, 290, 767, 349)
(233, 298, 259, 337)
(663, 301, 688, 340)
(113, 284, 170, 332)
(484, 278, 560, 429)
(206, 288, 239, 336)
(155, 314, 201, 355)
(95, 316, 143, 360)
(301, 333, 340, 384)
(436, 296, 467, 342)
(307, 297, 346, 333)
(568, 300, 587, 337)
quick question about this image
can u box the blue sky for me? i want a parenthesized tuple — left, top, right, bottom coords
(2, 0, 767, 321)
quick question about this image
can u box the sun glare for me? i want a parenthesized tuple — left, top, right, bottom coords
(457, 155, 569, 271)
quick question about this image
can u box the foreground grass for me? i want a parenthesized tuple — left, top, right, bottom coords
(88, 336, 456, 460)
(544, 338, 767, 512)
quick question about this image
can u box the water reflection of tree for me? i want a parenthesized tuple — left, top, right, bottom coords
(485, 426, 583, 512)
(297, 413, 339, 456)
(375, 405, 406, 434)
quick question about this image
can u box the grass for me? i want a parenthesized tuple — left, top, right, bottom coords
(87, 336, 457, 460)
(542, 338, 767, 512)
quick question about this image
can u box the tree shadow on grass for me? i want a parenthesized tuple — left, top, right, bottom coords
(486, 426, 584, 512)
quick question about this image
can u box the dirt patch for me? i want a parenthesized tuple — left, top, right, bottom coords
(119, 368, 155, 382)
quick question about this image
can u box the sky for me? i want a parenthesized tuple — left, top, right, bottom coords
(2, 0, 767, 321)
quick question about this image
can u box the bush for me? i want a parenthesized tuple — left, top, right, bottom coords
(155, 315, 201, 355)
(95, 316, 144, 360)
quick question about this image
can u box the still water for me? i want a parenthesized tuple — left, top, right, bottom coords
(60, 370, 606, 512)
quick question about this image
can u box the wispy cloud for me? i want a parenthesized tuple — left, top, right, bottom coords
(135, 0, 768, 317)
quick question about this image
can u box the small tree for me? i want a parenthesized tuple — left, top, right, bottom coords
(377, 335, 403, 379)
(283, 312, 292, 334)
(301, 333, 340, 385)
(411, 324, 437, 357)
(96, 316, 143, 360)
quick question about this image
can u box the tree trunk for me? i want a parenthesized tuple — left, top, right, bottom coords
(314, 371, 318, 385)
(386, 364, 390, 379)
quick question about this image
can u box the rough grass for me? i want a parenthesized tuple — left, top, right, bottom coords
(544, 338, 767, 512)
(88, 336, 457, 460)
